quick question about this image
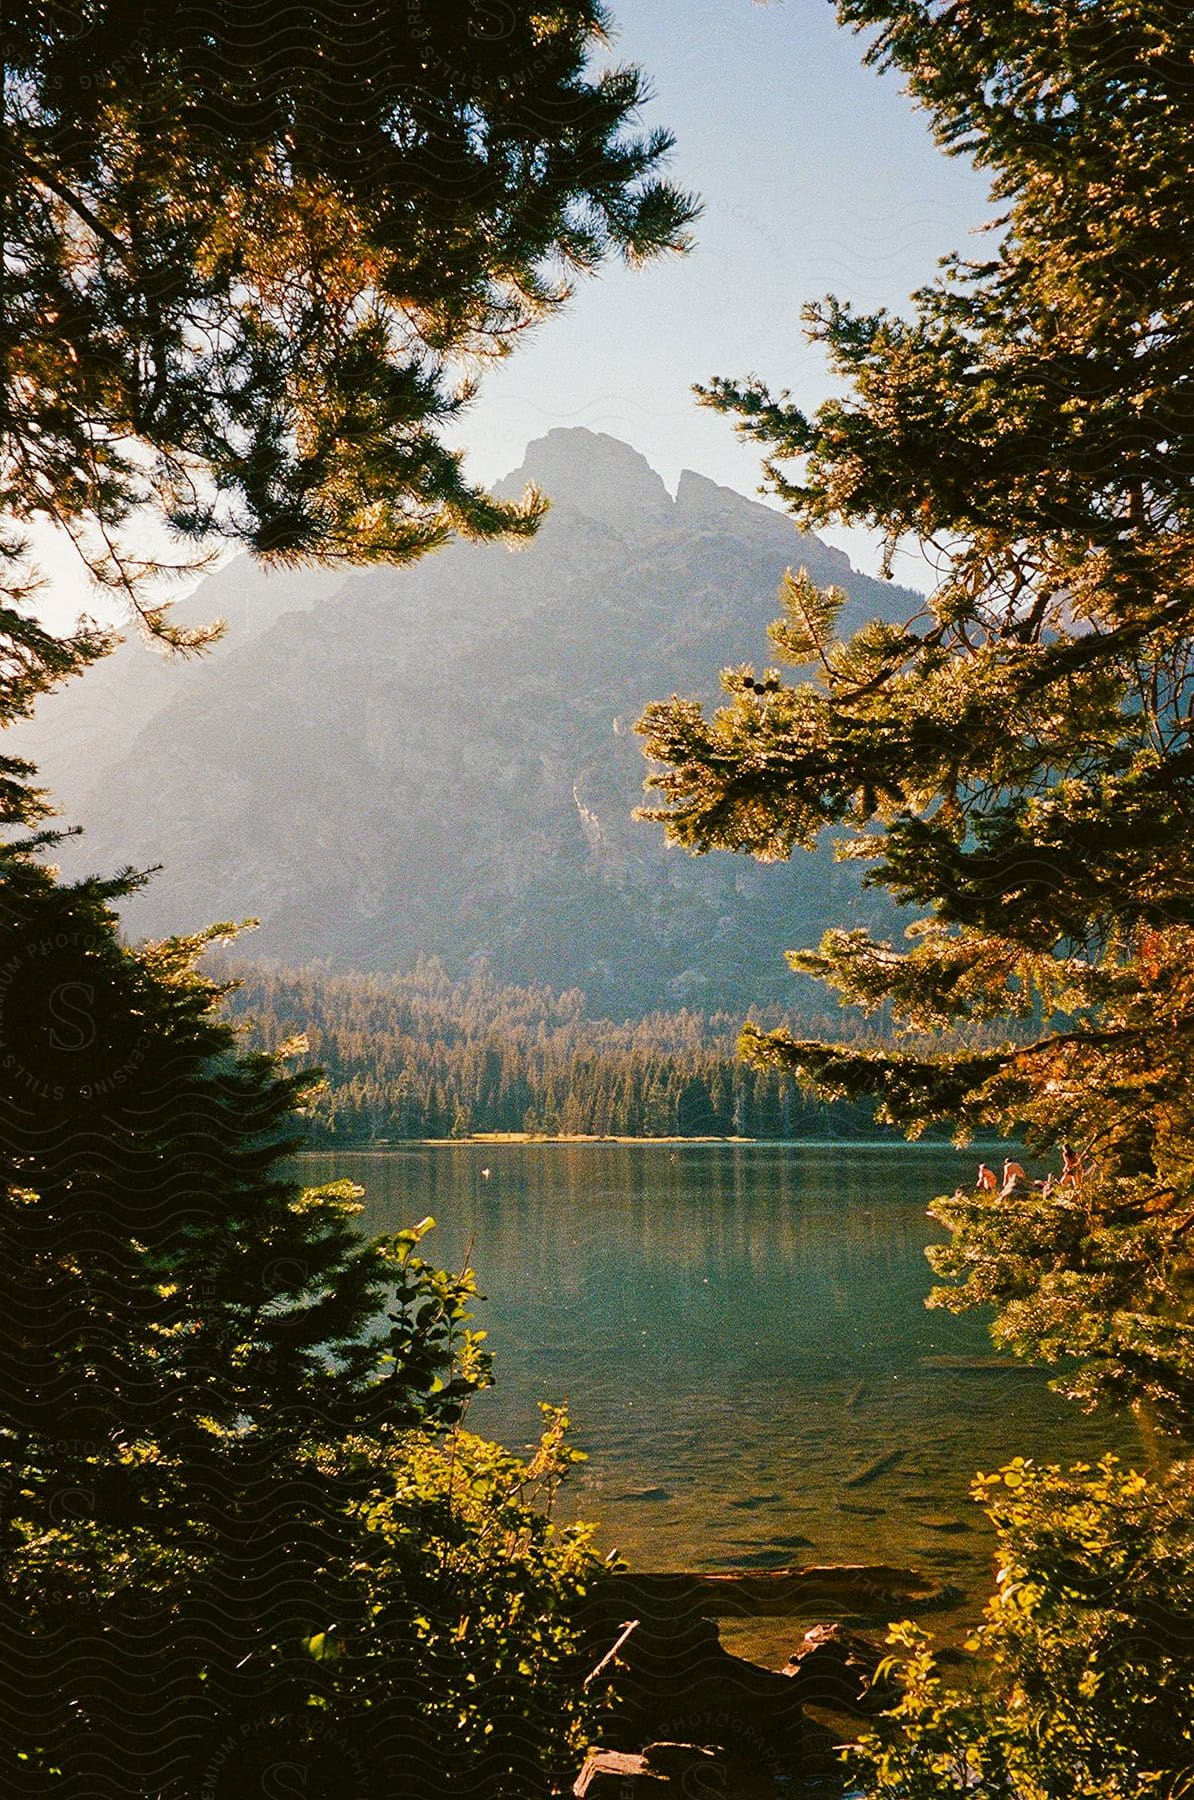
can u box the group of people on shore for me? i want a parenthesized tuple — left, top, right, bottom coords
(975, 1143, 1086, 1198)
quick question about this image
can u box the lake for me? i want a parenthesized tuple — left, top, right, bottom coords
(301, 1142, 1133, 1664)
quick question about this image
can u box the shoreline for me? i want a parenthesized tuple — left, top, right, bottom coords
(297, 1133, 1014, 1151)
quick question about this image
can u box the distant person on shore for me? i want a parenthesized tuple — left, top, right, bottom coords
(1060, 1141, 1086, 1187)
(1001, 1158, 1028, 1196)
(976, 1162, 998, 1192)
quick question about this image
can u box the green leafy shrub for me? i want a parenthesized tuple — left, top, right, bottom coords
(853, 1457, 1194, 1798)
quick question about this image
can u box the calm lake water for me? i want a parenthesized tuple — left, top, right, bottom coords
(301, 1142, 1133, 1664)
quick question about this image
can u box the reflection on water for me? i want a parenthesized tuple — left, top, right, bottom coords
(301, 1143, 1134, 1662)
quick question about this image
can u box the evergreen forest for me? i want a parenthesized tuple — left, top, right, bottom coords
(224, 958, 897, 1141)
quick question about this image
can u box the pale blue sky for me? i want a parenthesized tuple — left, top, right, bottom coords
(35, 0, 992, 628)
(450, 0, 993, 583)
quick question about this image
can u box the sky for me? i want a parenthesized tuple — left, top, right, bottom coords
(447, 0, 994, 585)
(35, 0, 994, 631)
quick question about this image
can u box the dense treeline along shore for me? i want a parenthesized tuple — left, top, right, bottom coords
(222, 957, 915, 1142)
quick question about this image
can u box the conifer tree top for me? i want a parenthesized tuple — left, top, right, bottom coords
(638, 0, 1194, 1432)
(0, 1, 697, 644)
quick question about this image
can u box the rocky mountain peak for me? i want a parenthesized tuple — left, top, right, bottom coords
(18, 429, 917, 1011)
(496, 427, 674, 534)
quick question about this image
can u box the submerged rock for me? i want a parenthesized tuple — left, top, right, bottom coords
(781, 1623, 896, 1716)
(600, 1564, 948, 1617)
(843, 1449, 905, 1488)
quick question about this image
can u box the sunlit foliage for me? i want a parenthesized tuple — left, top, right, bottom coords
(638, 4, 1193, 1791)
(853, 1458, 1194, 1797)
(1, 1, 696, 646)
(0, 5, 695, 1789)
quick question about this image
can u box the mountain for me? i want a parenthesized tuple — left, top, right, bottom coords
(16, 430, 917, 1014)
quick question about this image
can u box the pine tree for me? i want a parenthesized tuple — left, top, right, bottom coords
(0, 1, 697, 647)
(639, 0, 1194, 1431)
(0, 845, 606, 1793)
(0, 4, 695, 1788)
(639, 2, 1193, 1788)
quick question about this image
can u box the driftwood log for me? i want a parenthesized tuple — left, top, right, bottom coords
(574, 1741, 777, 1798)
(588, 1562, 949, 1623)
(577, 1563, 945, 1764)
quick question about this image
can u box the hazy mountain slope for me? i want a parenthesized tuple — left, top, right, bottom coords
(13, 554, 341, 805)
(21, 430, 917, 1013)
